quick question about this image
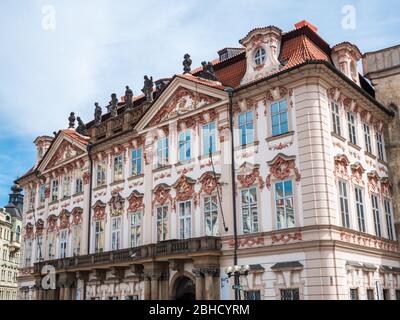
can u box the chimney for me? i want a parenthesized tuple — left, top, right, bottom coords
(295, 20, 318, 33)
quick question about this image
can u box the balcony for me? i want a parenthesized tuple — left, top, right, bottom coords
(34, 237, 221, 274)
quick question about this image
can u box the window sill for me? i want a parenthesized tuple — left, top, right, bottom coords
(265, 131, 294, 143)
(73, 192, 84, 197)
(93, 185, 107, 192)
(110, 180, 125, 187)
(175, 159, 196, 167)
(331, 132, 346, 142)
(378, 159, 388, 166)
(37, 205, 45, 210)
(364, 152, 376, 160)
(234, 141, 260, 151)
(128, 174, 144, 181)
(198, 151, 221, 161)
(348, 142, 361, 151)
(153, 165, 172, 173)
(48, 200, 59, 206)
(61, 196, 71, 201)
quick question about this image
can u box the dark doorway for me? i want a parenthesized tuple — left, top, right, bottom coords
(174, 276, 195, 300)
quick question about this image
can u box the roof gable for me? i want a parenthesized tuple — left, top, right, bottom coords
(135, 75, 228, 132)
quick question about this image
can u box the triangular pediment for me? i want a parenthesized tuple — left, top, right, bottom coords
(135, 75, 228, 132)
(38, 130, 88, 173)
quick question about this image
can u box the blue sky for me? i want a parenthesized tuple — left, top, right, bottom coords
(0, 0, 399, 205)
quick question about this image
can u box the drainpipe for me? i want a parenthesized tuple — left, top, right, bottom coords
(84, 143, 93, 301)
(225, 87, 240, 300)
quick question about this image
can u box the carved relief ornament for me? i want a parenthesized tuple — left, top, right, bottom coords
(71, 207, 83, 225)
(334, 154, 350, 179)
(266, 154, 301, 189)
(152, 184, 173, 209)
(35, 219, 44, 237)
(127, 190, 144, 212)
(367, 171, 380, 194)
(24, 223, 34, 240)
(350, 162, 365, 186)
(108, 192, 125, 217)
(237, 162, 265, 189)
(173, 175, 197, 208)
(92, 200, 106, 221)
(199, 171, 220, 195)
(47, 215, 58, 234)
(59, 209, 71, 230)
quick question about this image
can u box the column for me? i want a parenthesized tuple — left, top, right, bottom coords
(150, 274, 159, 300)
(202, 267, 219, 300)
(144, 276, 151, 300)
(193, 269, 204, 300)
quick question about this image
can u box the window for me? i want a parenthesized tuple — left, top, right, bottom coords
(366, 289, 374, 300)
(371, 194, 382, 237)
(25, 240, 32, 266)
(156, 206, 168, 242)
(355, 187, 366, 232)
(396, 290, 400, 300)
(384, 199, 394, 240)
(62, 175, 71, 198)
(178, 201, 192, 239)
(241, 187, 259, 234)
(36, 235, 43, 261)
(15, 226, 21, 243)
(72, 224, 81, 256)
(244, 290, 261, 300)
(51, 179, 59, 202)
(126, 295, 139, 300)
(39, 185, 46, 205)
(271, 100, 288, 136)
(75, 172, 83, 194)
(111, 217, 122, 250)
(239, 111, 254, 146)
(130, 212, 141, 247)
(204, 195, 219, 236)
(131, 148, 142, 176)
(347, 112, 357, 145)
(47, 232, 55, 259)
(96, 161, 106, 186)
(363, 123, 372, 154)
(203, 122, 217, 155)
(29, 188, 36, 210)
(275, 181, 295, 230)
(350, 288, 359, 300)
(157, 137, 169, 167)
(59, 229, 68, 258)
(113, 155, 124, 181)
(331, 101, 341, 136)
(178, 131, 191, 161)
(383, 289, 390, 300)
(254, 47, 266, 65)
(376, 132, 385, 161)
(281, 289, 300, 300)
(94, 221, 104, 253)
(338, 181, 350, 228)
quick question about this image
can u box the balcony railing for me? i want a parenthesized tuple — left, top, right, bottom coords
(33, 236, 221, 273)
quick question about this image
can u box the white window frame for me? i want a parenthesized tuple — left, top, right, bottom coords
(363, 123, 372, 154)
(371, 194, 382, 237)
(347, 112, 357, 145)
(157, 137, 169, 168)
(156, 205, 168, 242)
(338, 180, 350, 228)
(384, 198, 394, 240)
(39, 184, 46, 205)
(59, 229, 68, 259)
(238, 111, 254, 146)
(72, 224, 81, 256)
(376, 131, 385, 161)
(131, 148, 142, 176)
(178, 130, 191, 162)
(111, 216, 122, 251)
(62, 175, 71, 198)
(254, 47, 266, 65)
(130, 211, 141, 247)
(94, 220, 104, 253)
(113, 154, 124, 182)
(202, 122, 217, 156)
(203, 195, 219, 236)
(47, 231, 55, 259)
(331, 101, 341, 136)
(241, 186, 259, 234)
(271, 99, 289, 137)
(275, 180, 295, 230)
(355, 187, 366, 232)
(96, 161, 107, 187)
(178, 201, 192, 240)
(51, 179, 59, 202)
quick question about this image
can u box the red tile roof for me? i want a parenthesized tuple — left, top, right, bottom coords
(61, 129, 90, 145)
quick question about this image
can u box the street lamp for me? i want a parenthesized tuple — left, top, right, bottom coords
(225, 265, 251, 300)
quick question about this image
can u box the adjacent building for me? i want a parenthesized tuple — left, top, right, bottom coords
(0, 184, 23, 300)
(16, 20, 400, 300)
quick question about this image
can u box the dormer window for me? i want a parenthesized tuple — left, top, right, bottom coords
(254, 47, 266, 65)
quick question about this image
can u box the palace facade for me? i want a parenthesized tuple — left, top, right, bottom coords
(16, 20, 400, 300)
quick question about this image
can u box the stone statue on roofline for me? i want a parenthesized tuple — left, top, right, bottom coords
(76, 117, 89, 136)
(183, 54, 192, 74)
(68, 112, 76, 128)
(199, 61, 218, 81)
(94, 102, 102, 125)
(142, 75, 154, 103)
(124, 85, 134, 110)
(109, 93, 118, 117)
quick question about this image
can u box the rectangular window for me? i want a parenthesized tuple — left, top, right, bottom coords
(376, 132, 384, 161)
(366, 289, 374, 300)
(96, 161, 106, 186)
(363, 123, 372, 154)
(244, 290, 261, 300)
(157, 137, 169, 168)
(130, 212, 141, 247)
(350, 288, 359, 300)
(36, 236, 43, 262)
(347, 112, 357, 145)
(113, 155, 124, 181)
(338, 181, 350, 228)
(178, 131, 191, 161)
(62, 175, 71, 198)
(39, 185, 46, 205)
(111, 217, 122, 250)
(51, 180, 58, 202)
(204, 195, 219, 236)
(384, 199, 394, 240)
(131, 148, 142, 176)
(275, 181, 295, 230)
(271, 100, 288, 136)
(94, 221, 104, 253)
(202, 122, 217, 155)
(239, 111, 254, 146)
(331, 101, 341, 136)
(75, 170, 83, 194)
(59, 229, 68, 258)
(355, 187, 366, 232)
(383, 289, 390, 300)
(281, 289, 300, 300)
(72, 224, 81, 256)
(178, 201, 192, 239)
(371, 194, 382, 237)
(156, 206, 168, 242)
(47, 232, 55, 259)
(395, 290, 400, 300)
(241, 187, 259, 234)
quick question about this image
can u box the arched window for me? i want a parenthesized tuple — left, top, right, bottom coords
(254, 47, 266, 65)
(16, 226, 21, 243)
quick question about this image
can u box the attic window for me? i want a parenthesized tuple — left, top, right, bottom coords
(254, 47, 266, 65)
